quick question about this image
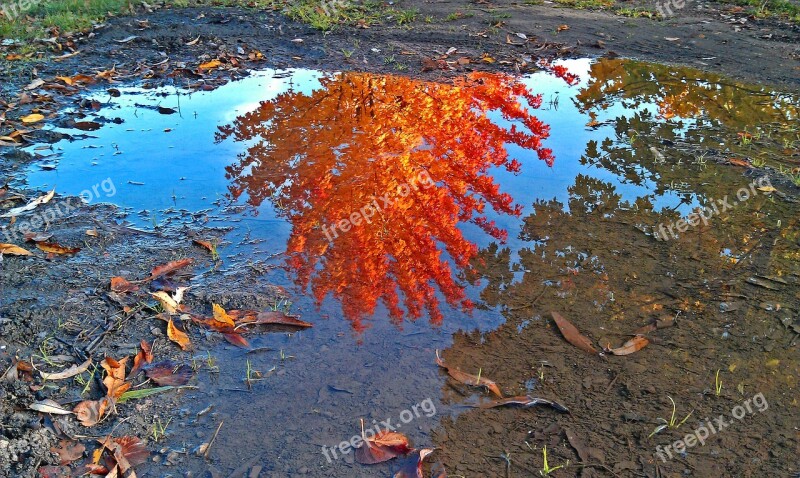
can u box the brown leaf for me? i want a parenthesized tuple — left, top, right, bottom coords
(111, 276, 139, 293)
(73, 397, 111, 427)
(393, 448, 435, 478)
(228, 309, 313, 328)
(148, 258, 193, 281)
(0, 243, 32, 256)
(550, 311, 597, 354)
(605, 335, 649, 356)
(102, 357, 130, 399)
(23, 231, 52, 242)
(167, 319, 192, 350)
(143, 360, 193, 386)
(36, 242, 80, 255)
(473, 395, 569, 413)
(51, 439, 85, 465)
(39, 465, 72, 478)
(129, 340, 153, 377)
(223, 332, 251, 349)
(435, 351, 502, 397)
(355, 427, 412, 464)
(113, 436, 149, 467)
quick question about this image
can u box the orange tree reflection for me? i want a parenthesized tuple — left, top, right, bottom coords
(216, 72, 555, 331)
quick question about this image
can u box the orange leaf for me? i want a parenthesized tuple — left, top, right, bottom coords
(110, 276, 139, 293)
(223, 332, 251, 349)
(167, 319, 192, 350)
(355, 427, 412, 464)
(0, 243, 32, 256)
(129, 340, 153, 377)
(605, 335, 650, 356)
(199, 59, 221, 70)
(73, 397, 111, 427)
(36, 242, 80, 255)
(148, 258, 193, 280)
(550, 311, 597, 354)
(212, 303, 235, 327)
(102, 357, 130, 399)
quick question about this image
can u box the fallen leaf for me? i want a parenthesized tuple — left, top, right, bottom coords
(355, 426, 412, 464)
(102, 357, 131, 399)
(29, 399, 73, 415)
(551, 311, 597, 354)
(148, 258, 193, 280)
(0, 188, 55, 217)
(39, 359, 92, 380)
(111, 276, 139, 293)
(728, 158, 752, 168)
(167, 318, 192, 350)
(185, 35, 201, 45)
(20, 113, 45, 124)
(556, 24, 570, 32)
(212, 303, 235, 327)
(23, 232, 52, 242)
(223, 332, 251, 349)
(38, 466, 72, 478)
(51, 439, 85, 465)
(143, 360, 193, 386)
(112, 436, 149, 467)
(757, 186, 777, 193)
(199, 59, 222, 70)
(25, 79, 45, 90)
(435, 350, 502, 397)
(193, 238, 216, 254)
(73, 397, 111, 426)
(0, 243, 32, 255)
(115, 35, 138, 43)
(664, 37, 680, 41)
(394, 448, 435, 478)
(36, 242, 81, 255)
(86, 229, 98, 236)
(130, 340, 153, 376)
(228, 309, 312, 328)
(605, 335, 650, 356)
(472, 395, 569, 413)
(150, 291, 180, 314)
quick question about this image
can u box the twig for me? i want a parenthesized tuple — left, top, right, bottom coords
(204, 420, 224, 459)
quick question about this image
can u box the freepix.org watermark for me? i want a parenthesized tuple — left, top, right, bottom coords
(321, 170, 435, 242)
(1, 0, 44, 21)
(321, 398, 436, 463)
(655, 392, 769, 462)
(1, 178, 116, 243)
(654, 176, 772, 241)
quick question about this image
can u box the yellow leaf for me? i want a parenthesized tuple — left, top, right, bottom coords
(212, 303, 235, 327)
(199, 59, 221, 70)
(757, 186, 776, 193)
(765, 359, 780, 368)
(56, 76, 74, 85)
(20, 114, 45, 124)
(0, 243, 32, 255)
(167, 319, 192, 350)
(150, 291, 179, 315)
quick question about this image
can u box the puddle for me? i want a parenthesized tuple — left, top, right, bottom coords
(23, 59, 800, 476)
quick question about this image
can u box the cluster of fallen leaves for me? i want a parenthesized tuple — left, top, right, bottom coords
(550, 311, 675, 356)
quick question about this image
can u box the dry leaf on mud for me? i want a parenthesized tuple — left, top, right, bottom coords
(29, 399, 73, 415)
(472, 395, 569, 413)
(0, 188, 55, 217)
(435, 350, 502, 397)
(143, 360, 193, 386)
(97, 435, 149, 477)
(38, 465, 72, 478)
(36, 242, 80, 255)
(355, 421, 412, 465)
(111, 276, 139, 293)
(51, 439, 85, 465)
(199, 59, 222, 70)
(130, 340, 153, 376)
(23, 231, 52, 242)
(193, 238, 217, 254)
(148, 258, 193, 280)
(550, 311, 598, 354)
(605, 335, 649, 356)
(73, 397, 112, 427)
(556, 24, 570, 32)
(393, 448, 436, 478)
(167, 318, 192, 350)
(102, 357, 131, 399)
(39, 358, 92, 380)
(20, 113, 45, 124)
(212, 303, 235, 327)
(0, 243, 32, 255)
(150, 291, 181, 315)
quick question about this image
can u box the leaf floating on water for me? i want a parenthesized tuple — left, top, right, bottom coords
(29, 399, 73, 415)
(223, 332, 251, 349)
(143, 360, 193, 386)
(167, 319, 192, 350)
(435, 350, 502, 397)
(472, 395, 569, 413)
(0, 243, 32, 255)
(355, 425, 412, 465)
(228, 309, 312, 328)
(39, 358, 92, 380)
(605, 335, 649, 356)
(393, 448, 436, 478)
(550, 311, 597, 354)
(73, 397, 111, 426)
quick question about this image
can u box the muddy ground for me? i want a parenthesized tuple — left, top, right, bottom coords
(1, 1, 799, 477)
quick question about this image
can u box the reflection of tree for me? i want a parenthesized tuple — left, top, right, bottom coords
(217, 72, 556, 331)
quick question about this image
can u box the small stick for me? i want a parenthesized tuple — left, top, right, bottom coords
(204, 420, 224, 459)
